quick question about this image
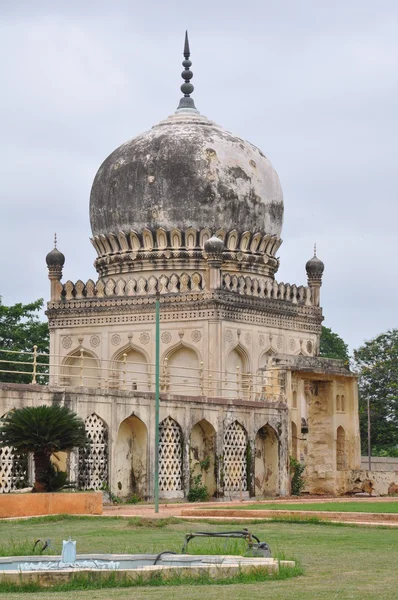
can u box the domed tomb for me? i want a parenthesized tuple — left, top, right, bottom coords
(89, 37, 284, 278)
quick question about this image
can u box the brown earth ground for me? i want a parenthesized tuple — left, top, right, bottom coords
(103, 496, 398, 526)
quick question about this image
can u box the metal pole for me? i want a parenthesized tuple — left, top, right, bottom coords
(367, 396, 371, 471)
(154, 292, 160, 513)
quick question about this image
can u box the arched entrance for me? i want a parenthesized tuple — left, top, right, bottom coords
(166, 346, 200, 395)
(114, 347, 148, 391)
(255, 424, 279, 496)
(225, 347, 249, 398)
(190, 419, 216, 496)
(62, 349, 99, 387)
(223, 421, 248, 493)
(115, 415, 148, 498)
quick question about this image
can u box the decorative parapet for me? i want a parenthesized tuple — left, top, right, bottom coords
(60, 272, 205, 302)
(222, 273, 312, 306)
(91, 227, 282, 278)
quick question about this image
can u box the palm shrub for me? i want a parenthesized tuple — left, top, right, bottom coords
(0, 405, 88, 492)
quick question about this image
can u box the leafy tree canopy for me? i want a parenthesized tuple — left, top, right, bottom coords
(0, 297, 49, 384)
(354, 329, 398, 455)
(320, 326, 350, 363)
(0, 404, 87, 492)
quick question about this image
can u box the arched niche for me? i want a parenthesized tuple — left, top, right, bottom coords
(225, 346, 249, 398)
(336, 426, 347, 471)
(291, 421, 298, 460)
(115, 415, 148, 498)
(158, 416, 183, 496)
(190, 419, 216, 496)
(255, 424, 279, 496)
(113, 346, 149, 391)
(78, 413, 108, 491)
(223, 420, 248, 493)
(165, 344, 201, 396)
(62, 348, 99, 388)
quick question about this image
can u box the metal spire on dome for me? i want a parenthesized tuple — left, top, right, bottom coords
(314, 242, 317, 256)
(54, 233, 58, 249)
(177, 31, 196, 110)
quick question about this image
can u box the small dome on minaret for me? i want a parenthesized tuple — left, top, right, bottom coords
(46, 234, 65, 268)
(204, 235, 224, 254)
(306, 244, 324, 279)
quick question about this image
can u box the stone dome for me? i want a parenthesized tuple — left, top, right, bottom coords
(46, 246, 65, 268)
(306, 251, 325, 279)
(89, 110, 284, 240)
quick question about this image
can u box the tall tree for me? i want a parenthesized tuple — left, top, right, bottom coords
(320, 326, 350, 363)
(0, 298, 49, 384)
(0, 405, 87, 492)
(354, 329, 398, 455)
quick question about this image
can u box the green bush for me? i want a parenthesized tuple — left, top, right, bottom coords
(290, 457, 306, 496)
(187, 474, 209, 502)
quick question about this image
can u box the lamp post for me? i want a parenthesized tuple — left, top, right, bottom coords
(367, 396, 371, 471)
(154, 291, 160, 513)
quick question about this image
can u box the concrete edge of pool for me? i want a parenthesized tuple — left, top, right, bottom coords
(0, 554, 295, 587)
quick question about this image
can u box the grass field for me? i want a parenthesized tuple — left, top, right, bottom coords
(208, 501, 398, 513)
(0, 515, 397, 599)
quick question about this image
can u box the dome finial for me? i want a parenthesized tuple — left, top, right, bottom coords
(54, 233, 57, 249)
(314, 242, 316, 256)
(177, 31, 197, 111)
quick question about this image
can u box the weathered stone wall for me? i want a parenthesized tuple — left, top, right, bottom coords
(0, 382, 288, 499)
(360, 457, 398, 472)
(344, 470, 398, 496)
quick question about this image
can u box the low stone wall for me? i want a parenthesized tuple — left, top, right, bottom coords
(361, 457, 398, 472)
(0, 492, 103, 518)
(346, 470, 398, 496)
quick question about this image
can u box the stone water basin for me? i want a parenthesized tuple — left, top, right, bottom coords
(0, 553, 295, 587)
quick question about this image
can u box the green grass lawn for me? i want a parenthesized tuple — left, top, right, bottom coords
(209, 501, 398, 513)
(0, 515, 397, 599)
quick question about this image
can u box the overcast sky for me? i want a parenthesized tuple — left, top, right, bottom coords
(0, 0, 397, 351)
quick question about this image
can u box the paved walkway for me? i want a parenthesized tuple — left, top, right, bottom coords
(102, 496, 398, 526)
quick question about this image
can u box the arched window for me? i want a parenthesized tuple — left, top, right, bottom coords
(78, 414, 108, 490)
(158, 417, 183, 492)
(336, 426, 346, 471)
(115, 348, 148, 391)
(336, 394, 341, 411)
(166, 346, 200, 395)
(62, 349, 99, 387)
(223, 421, 248, 492)
(291, 421, 298, 460)
(226, 348, 249, 398)
(341, 394, 345, 412)
(292, 390, 297, 409)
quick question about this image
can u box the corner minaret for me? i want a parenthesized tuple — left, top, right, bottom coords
(177, 31, 196, 111)
(306, 244, 324, 307)
(46, 234, 65, 301)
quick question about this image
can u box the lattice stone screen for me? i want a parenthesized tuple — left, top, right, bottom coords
(223, 421, 248, 492)
(0, 446, 28, 493)
(78, 414, 108, 490)
(158, 417, 182, 492)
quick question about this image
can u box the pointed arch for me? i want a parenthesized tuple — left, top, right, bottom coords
(163, 342, 201, 396)
(0, 412, 28, 493)
(291, 421, 298, 460)
(255, 423, 279, 496)
(111, 343, 150, 391)
(115, 414, 148, 498)
(158, 416, 183, 495)
(190, 419, 216, 496)
(225, 345, 250, 398)
(78, 413, 108, 491)
(336, 426, 347, 471)
(62, 347, 100, 387)
(223, 420, 248, 493)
